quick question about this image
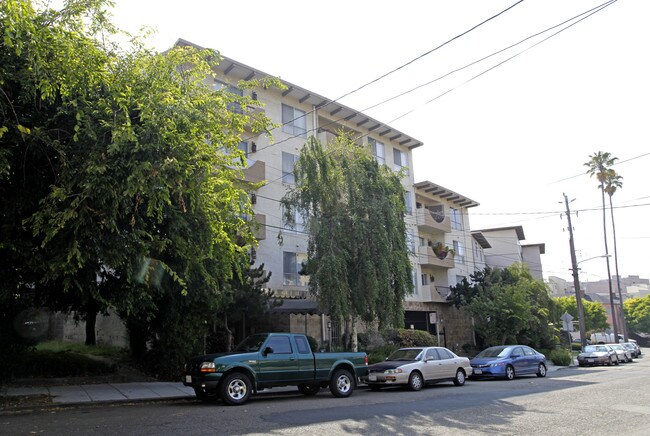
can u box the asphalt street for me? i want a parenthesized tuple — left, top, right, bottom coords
(2, 355, 649, 435)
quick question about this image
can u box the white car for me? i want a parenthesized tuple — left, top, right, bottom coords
(607, 343, 633, 363)
(362, 347, 472, 391)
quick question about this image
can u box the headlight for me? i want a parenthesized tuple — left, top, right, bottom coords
(490, 362, 505, 367)
(200, 362, 217, 373)
(385, 368, 403, 374)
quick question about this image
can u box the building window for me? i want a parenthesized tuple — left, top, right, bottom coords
(282, 152, 299, 184)
(282, 104, 307, 137)
(407, 229, 415, 253)
(421, 274, 430, 286)
(393, 148, 409, 174)
(212, 81, 243, 113)
(453, 240, 465, 264)
(368, 138, 385, 165)
(237, 141, 248, 158)
(404, 191, 413, 215)
(283, 251, 300, 286)
(450, 208, 462, 230)
(282, 206, 306, 233)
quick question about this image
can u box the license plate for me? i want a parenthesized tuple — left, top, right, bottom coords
(185, 375, 192, 383)
(473, 369, 482, 375)
(368, 375, 377, 382)
(587, 359, 594, 363)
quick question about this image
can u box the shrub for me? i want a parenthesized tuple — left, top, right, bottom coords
(549, 348, 573, 366)
(395, 329, 437, 347)
(367, 344, 399, 364)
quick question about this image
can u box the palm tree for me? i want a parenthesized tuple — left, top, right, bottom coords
(604, 169, 627, 341)
(584, 151, 618, 340)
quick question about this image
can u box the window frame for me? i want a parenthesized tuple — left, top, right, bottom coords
(281, 104, 307, 137)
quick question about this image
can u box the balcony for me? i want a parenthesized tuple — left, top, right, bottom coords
(418, 245, 455, 269)
(416, 207, 451, 234)
(243, 159, 265, 184)
(419, 284, 448, 303)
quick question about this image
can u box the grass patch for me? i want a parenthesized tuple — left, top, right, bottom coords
(36, 341, 127, 360)
(9, 349, 118, 379)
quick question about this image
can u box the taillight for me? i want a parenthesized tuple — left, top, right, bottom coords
(365, 355, 369, 366)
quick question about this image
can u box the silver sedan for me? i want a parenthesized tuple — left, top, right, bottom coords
(362, 347, 472, 391)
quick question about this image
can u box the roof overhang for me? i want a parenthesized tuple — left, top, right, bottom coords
(476, 225, 525, 241)
(174, 38, 423, 150)
(523, 243, 546, 254)
(414, 180, 479, 208)
(471, 232, 492, 248)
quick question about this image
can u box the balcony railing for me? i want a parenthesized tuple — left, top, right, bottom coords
(243, 159, 265, 184)
(416, 208, 451, 234)
(417, 245, 455, 269)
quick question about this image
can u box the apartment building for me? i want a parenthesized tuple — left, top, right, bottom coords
(408, 181, 482, 348)
(176, 40, 424, 344)
(474, 225, 546, 279)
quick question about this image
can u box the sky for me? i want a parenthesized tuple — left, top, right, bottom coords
(101, 0, 648, 284)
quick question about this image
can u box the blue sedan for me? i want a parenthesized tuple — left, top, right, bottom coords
(469, 345, 547, 380)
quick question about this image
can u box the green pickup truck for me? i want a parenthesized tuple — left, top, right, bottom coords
(183, 333, 368, 405)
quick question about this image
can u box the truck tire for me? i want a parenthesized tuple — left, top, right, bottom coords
(220, 372, 252, 406)
(329, 368, 354, 398)
(298, 383, 320, 396)
(194, 387, 219, 402)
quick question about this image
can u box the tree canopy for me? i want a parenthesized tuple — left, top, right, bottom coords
(1, 0, 278, 375)
(624, 296, 650, 333)
(281, 134, 412, 332)
(554, 296, 608, 332)
(448, 265, 557, 348)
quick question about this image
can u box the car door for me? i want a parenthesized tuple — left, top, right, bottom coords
(293, 335, 315, 382)
(257, 335, 299, 384)
(510, 346, 528, 374)
(523, 346, 538, 373)
(422, 348, 442, 381)
(435, 347, 456, 379)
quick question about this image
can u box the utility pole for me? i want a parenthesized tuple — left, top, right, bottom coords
(563, 193, 587, 350)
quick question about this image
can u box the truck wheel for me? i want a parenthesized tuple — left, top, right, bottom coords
(329, 368, 354, 398)
(194, 387, 219, 402)
(298, 383, 320, 396)
(220, 372, 252, 406)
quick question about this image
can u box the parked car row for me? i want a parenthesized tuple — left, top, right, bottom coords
(362, 344, 548, 390)
(577, 342, 640, 366)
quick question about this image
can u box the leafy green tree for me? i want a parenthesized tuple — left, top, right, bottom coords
(282, 135, 412, 349)
(1, 0, 278, 373)
(624, 296, 650, 333)
(448, 264, 557, 348)
(554, 296, 608, 332)
(584, 151, 619, 340)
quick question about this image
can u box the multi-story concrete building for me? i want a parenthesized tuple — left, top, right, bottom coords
(177, 39, 426, 345)
(407, 182, 482, 348)
(473, 225, 546, 279)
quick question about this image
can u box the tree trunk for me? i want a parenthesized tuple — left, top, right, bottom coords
(600, 185, 618, 340)
(85, 304, 97, 346)
(609, 195, 628, 341)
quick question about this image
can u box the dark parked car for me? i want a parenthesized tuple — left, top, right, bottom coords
(469, 345, 547, 380)
(577, 344, 618, 367)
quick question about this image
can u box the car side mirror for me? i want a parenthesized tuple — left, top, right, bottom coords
(262, 346, 273, 356)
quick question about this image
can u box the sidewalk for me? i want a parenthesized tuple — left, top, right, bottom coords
(1, 363, 572, 411)
(1, 381, 195, 407)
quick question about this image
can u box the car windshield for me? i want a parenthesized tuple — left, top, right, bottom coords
(387, 349, 423, 361)
(584, 345, 608, 353)
(234, 334, 269, 352)
(475, 346, 509, 358)
(609, 344, 622, 350)
(622, 343, 634, 349)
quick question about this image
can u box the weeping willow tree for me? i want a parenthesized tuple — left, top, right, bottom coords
(282, 134, 413, 350)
